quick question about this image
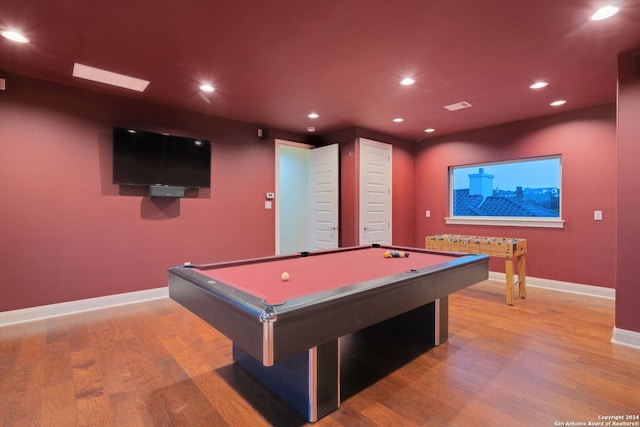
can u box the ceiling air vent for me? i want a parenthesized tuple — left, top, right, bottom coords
(444, 101, 472, 111)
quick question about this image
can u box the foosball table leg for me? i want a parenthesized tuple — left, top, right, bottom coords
(517, 254, 526, 299)
(505, 259, 515, 305)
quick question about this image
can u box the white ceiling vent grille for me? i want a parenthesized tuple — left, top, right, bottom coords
(72, 63, 150, 92)
(444, 101, 472, 111)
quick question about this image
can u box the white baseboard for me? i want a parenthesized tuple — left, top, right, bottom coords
(612, 327, 640, 350)
(0, 287, 169, 327)
(488, 272, 615, 299)
(0, 275, 628, 344)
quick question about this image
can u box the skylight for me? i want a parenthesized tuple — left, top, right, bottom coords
(72, 63, 150, 92)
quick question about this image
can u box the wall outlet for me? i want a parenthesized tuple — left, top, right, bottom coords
(425, 210, 431, 218)
(594, 210, 603, 221)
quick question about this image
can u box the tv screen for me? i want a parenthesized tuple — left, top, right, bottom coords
(112, 127, 211, 188)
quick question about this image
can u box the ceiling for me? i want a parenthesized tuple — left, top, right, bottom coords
(1, 0, 639, 141)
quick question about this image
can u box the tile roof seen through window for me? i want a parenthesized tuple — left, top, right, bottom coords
(453, 189, 559, 217)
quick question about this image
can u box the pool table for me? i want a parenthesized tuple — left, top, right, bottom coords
(168, 244, 489, 422)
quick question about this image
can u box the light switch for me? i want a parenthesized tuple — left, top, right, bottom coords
(265, 201, 272, 209)
(594, 210, 603, 221)
(425, 210, 431, 218)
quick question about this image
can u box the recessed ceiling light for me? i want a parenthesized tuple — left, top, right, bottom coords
(590, 5, 620, 21)
(424, 128, 436, 133)
(550, 100, 567, 106)
(529, 81, 548, 89)
(200, 84, 215, 92)
(307, 126, 316, 132)
(392, 118, 404, 123)
(308, 113, 319, 119)
(1, 30, 29, 43)
(400, 77, 415, 86)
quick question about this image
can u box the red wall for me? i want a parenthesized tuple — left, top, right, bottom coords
(616, 50, 640, 333)
(0, 70, 628, 323)
(413, 105, 617, 287)
(320, 127, 416, 247)
(0, 74, 302, 312)
(0, 74, 418, 313)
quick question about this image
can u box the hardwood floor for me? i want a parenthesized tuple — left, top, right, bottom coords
(1, 280, 638, 426)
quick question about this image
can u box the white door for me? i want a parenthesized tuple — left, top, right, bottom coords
(276, 140, 339, 254)
(308, 144, 339, 250)
(359, 138, 392, 245)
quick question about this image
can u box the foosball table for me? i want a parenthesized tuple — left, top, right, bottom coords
(425, 234, 527, 305)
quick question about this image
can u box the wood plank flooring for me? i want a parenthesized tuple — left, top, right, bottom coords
(1, 280, 639, 426)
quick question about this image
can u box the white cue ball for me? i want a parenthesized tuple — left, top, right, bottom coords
(281, 272, 290, 281)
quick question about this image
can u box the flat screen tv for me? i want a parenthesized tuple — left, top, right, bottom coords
(112, 127, 211, 188)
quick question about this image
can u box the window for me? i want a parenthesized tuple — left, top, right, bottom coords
(447, 156, 564, 228)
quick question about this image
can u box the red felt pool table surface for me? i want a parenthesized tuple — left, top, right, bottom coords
(195, 247, 457, 304)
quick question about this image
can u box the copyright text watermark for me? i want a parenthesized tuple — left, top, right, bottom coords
(554, 415, 640, 426)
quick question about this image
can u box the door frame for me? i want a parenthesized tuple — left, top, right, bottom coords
(275, 139, 314, 255)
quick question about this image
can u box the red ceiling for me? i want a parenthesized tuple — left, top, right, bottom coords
(1, 0, 639, 140)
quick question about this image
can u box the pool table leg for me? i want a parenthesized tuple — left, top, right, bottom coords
(358, 298, 448, 347)
(435, 296, 449, 346)
(231, 298, 448, 422)
(232, 340, 340, 422)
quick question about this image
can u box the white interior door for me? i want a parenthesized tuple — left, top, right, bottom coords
(359, 138, 392, 245)
(308, 144, 339, 250)
(276, 140, 339, 254)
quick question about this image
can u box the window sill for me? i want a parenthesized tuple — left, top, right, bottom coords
(445, 216, 565, 228)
